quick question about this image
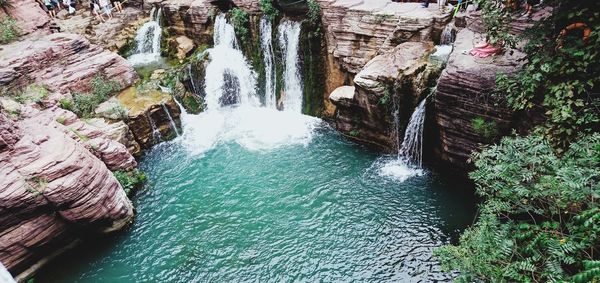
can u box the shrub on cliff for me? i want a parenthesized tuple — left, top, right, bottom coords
(0, 17, 18, 44)
(475, 0, 600, 149)
(113, 169, 147, 196)
(230, 8, 250, 43)
(436, 133, 600, 282)
(70, 75, 121, 118)
(259, 0, 279, 21)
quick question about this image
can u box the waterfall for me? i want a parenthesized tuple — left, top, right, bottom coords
(440, 24, 455, 45)
(129, 7, 162, 66)
(203, 13, 257, 110)
(147, 112, 162, 143)
(162, 104, 180, 136)
(277, 20, 303, 113)
(260, 17, 277, 108)
(398, 100, 427, 167)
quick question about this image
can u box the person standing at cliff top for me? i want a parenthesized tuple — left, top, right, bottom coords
(99, 0, 112, 19)
(91, 0, 105, 22)
(43, 0, 56, 18)
(111, 0, 123, 13)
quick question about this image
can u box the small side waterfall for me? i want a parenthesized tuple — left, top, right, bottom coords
(260, 17, 277, 108)
(147, 112, 162, 143)
(203, 13, 257, 110)
(162, 104, 180, 136)
(129, 7, 162, 66)
(398, 100, 427, 167)
(277, 20, 303, 113)
(440, 24, 455, 45)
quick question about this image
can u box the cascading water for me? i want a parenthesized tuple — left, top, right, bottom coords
(161, 104, 180, 136)
(129, 7, 162, 66)
(398, 100, 427, 167)
(431, 24, 455, 62)
(178, 14, 319, 156)
(147, 112, 162, 143)
(260, 17, 277, 108)
(440, 24, 455, 45)
(277, 20, 303, 113)
(203, 13, 258, 110)
(375, 99, 428, 181)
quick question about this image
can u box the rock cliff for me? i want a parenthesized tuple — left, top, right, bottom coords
(0, 111, 135, 279)
(0, 33, 138, 95)
(431, 28, 525, 170)
(330, 41, 441, 151)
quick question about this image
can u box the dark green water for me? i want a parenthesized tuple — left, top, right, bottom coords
(37, 119, 475, 282)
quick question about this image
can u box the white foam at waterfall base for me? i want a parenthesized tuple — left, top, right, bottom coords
(374, 100, 428, 182)
(177, 106, 321, 156)
(372, 157, 424, 182)
(128, 8, 162, 66)
(278, 20, 303, 113)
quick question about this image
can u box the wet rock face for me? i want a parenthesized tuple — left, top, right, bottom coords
(0, 33, 138, 95)
(318, 1, 452, 74)
(330, 42, 441, 151)
(0, 111, 135, 278)
(116, 87, 182, 149)
(432, 28, 525, 170)
(162, 0, 214, 45)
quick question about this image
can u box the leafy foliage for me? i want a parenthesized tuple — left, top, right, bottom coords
(113, 169, 147, 196)
(259, 0, 279, 21)
(436, 133, 600, 282)
(0, 17, 18, 44)
(69, 75, 121, 118)
(482, 0, 600, 148)
(471, 117, 499, 141)
(306, 0, 321, 26)
(230, 8, 250, 43)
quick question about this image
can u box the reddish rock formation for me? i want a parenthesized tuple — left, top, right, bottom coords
(432, 28, 525, 170)
(330, 42, 442, 151)
(0, 0, 50, 35)
(161, 0, 214, 45)
(0, 33, 138, 95)
(0, 111, 135, 279)
(318, 1, 452, 74)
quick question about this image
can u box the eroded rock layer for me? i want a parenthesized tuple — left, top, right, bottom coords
(0, 111, 135, 278)
(0, 33, 138, 95)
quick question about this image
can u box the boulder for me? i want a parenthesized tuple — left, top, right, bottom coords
(0, 111, 135, 279)
(0, 33, 138, 96)
(2, 0, 50, 35)
(175, 36, 195, 60)
(161, 0, 214, 45)
(117, 87, 182, 149)
(330, 42, 441, 151)
(318, 1, 452, 74)
(432, 28, 525, 170)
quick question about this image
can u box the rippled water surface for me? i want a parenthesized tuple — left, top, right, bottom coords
(38, 114, 475, 282)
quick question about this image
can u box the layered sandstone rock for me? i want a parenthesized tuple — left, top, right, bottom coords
(1, 0, 50, 35)
(432, 28, 525, 170)
(0, 33, 138, 95)
(0, 111, 135, 279)
(116, 87, 182, 149)
(330, 42, 441, 150)
(318, 1, 452, 74)
(161, 0, 214, 45)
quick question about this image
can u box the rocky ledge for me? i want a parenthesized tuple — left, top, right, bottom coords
(0, 33, 138, 95)
(0, 110, 135, 280)
(431, 28, 525, 170)
(330, 41, 442, 151)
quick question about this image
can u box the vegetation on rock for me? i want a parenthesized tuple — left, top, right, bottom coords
(259, 0, 279, 21)
(66, 75, 122, 118)
(113, 169, 147, 196)
(0, 17, 18, 44)
(437, 1, 600, 281)
(230, 8, 250, 43)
